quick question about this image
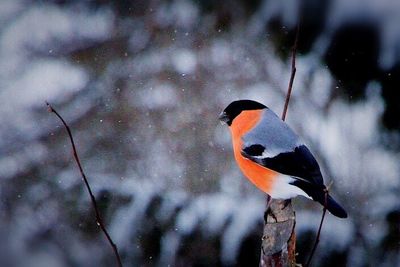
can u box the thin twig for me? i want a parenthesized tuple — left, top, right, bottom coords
(278, 21, 329, 267)
(281, 22, 300, 121)
(305, 190, 328, 267)
(46, 102, 123, 267)
(261, 21, 300, 265)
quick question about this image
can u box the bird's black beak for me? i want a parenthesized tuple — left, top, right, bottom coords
(218, 111, 229, 125)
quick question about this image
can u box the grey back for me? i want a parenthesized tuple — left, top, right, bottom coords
(242, 109, 301, 158)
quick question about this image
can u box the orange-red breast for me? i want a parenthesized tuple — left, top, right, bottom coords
(219, 100, 347, 218)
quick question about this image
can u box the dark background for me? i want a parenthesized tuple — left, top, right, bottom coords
(0, 0, 399, 266)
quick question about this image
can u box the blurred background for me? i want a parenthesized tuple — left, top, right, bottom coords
(0, 0, 399, 266)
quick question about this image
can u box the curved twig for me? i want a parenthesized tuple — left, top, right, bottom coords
(46, 102, 123, 267)
(305, 190, 328, 267)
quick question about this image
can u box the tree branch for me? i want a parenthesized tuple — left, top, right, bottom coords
(260, 23, 300, 267)
(46, 102, 123, 267)
(305, 190, 328, 267)
(282, 22, 300, 121)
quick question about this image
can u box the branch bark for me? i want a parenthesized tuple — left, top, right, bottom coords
(260, 200, 296, 267)
(259, 23, 300, 267)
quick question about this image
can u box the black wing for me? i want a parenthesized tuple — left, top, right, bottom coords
(241, 144, 324, 187)
(242, 144, 348, 218)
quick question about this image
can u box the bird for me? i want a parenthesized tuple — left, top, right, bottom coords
(219, 99, 347, 218)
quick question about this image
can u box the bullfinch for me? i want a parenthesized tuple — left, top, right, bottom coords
(219, 100, 347, 218)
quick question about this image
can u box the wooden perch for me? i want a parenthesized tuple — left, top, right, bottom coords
(260, 200, 296, 267)
(259, 23, 300, 267)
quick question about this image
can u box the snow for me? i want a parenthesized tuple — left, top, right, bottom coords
(175, 193, 235, 236)
(0, 4, 113, 55)
(296, 210, 354, 251)
(5, 60, 87, 108)
(0, 0, 24, 26)
(327, 0, 400, 68)
(251, 0, 400, 69)
(0, 142, 48, 179)
(158, 230, 181, 265)
(156, 191, 188, 223)
(155, 0, 199, 29)
(172, 193, 265, 264)
(128, 21, 151, 53)
(0, 2, 113, 152)
(221, 196, 264, 264)
(171, 49, 197, 74)
(0, 59, 88, 154)
(250, 0, 299, 36)
(110, 179, 160, 249)
(308, 64, 334, 108)
(305, 93, 399, 194)
(0, 1, 399, 266)
(209, 40, 232, 67)
(135, 82, 179, 109)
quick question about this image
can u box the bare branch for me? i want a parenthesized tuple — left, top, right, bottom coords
(282, 22, 300, 121)
(46, 102, 123, 267)
(260, 22, 301, 267)
(305, 190, 328, 267)
(278, 21, 329, 267)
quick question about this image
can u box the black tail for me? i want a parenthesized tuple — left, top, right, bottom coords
(292, 181, 348, 218)
(317, 193, 348, 218)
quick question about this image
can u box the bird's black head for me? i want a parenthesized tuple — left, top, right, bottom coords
(219, 100, 267, 126)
